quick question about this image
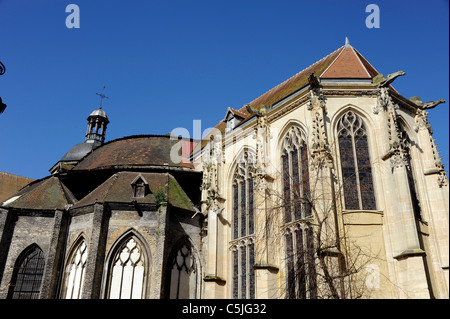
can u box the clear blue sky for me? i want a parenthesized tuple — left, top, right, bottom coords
(0, 0, 448, 180)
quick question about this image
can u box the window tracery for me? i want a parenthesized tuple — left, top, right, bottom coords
(64, 239, 87, 299)
(337, 111, 376, 210)
(280, 126, 316, 299)
(169, 243, 198, 299)
(231, 150, 256, 299)
(281, 125, 311, 223)
(108, 237, 145, 299)
(8, 245, 45, 299)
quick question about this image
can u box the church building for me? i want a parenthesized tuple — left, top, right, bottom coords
(0, 40, 448, 299)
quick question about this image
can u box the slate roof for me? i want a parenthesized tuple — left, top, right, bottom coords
(60, 142, 100, 162)
(71, 171, 195, 212)
(73, 135, 196, 171)
(1, 176, 76, 211)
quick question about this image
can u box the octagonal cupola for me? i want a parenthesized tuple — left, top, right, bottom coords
(85, 106, 109, 144)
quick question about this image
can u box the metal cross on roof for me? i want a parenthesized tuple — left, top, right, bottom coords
(96, 85, 109, 109)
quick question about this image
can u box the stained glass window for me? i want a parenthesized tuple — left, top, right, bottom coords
(337, 111, 376, 210)
(281, 126, 311, 222)
(281, 126, 316, 299)
(240, 247, 247, 299)
(284, 225, 316, 299)
(232, 249, 239, 299)
(233, 184, 239, 239)
(285, 232, 295, 298)
(64, 239, 87, 299)
(231, 150, 256, 299)
(8, 245, 45, 299)
(249, 242, 255, 299)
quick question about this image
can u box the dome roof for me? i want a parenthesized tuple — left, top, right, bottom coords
(73, 135, 196, 171)
(60, 142, 101, 162)
(88, 107, 108, 120)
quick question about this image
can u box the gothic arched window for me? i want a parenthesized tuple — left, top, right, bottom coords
(284, 224, 317, 299)
(231, 150, 256, 299)
(64, 239, 88, 299)
(281, 126, 311, 223)
(168, 242, 198, 299)
(280, 126, 316, 299)
(337, 111, 376, 210)
(8, 245, 45, 299)
(108, 236, 146, 299)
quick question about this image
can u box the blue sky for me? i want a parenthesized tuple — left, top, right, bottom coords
(0, 0, 448, 180)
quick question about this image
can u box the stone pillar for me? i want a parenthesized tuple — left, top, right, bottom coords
(253, 180, 279, 299)
(201, 137, 227, 298)
(81, 203, 109, 299)
(0, 208, 15, 294)
(415, 109, 449, 298)
(390, 156, 422, 254)
(249, 112, 280, 299)
(40, 209, 68, 299)
(151, 203, 168, 299)
(203, 207, 226, 298)
(382, 97, 429, 298)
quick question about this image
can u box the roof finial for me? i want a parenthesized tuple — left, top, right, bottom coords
(345, 37, 350, 47)
(96, 85, 109, 109)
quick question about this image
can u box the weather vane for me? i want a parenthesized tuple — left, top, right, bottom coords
(96, 85, 109, 109)
(0, 61, 6, 114)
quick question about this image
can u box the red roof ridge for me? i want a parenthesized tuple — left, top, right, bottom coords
(243, 45, 345, 111)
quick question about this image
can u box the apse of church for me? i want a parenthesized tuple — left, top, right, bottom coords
(0, 40, 448, 299)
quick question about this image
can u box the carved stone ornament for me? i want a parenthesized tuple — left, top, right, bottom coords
(390, 151, 409, 170)
(308, 87, 326, 111)
(438, 172, 449, 188)
(414, 109, 432, 134)
(308, 89, 332, 168)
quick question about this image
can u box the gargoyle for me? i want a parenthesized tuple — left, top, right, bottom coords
(0, 61, 5, 76)
(0, 97, 6, 114)
(410, 96, 446, 110)
(373, 70, 406, 87)
(308, 71, 320, 89)
(245, 103, 269, 117)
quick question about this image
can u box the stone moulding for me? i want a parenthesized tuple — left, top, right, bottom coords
(342, 210, 384, 226)
(253, 262, 279, 273)
(393, 248, 426, 260)
(203, 275, 226, 285)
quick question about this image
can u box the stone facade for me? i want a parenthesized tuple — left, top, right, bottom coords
(0, 42, 448, 299)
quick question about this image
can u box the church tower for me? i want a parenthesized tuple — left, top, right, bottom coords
(49, 88, 110, 175)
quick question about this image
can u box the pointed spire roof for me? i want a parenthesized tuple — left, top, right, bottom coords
(321, 39, 375, 79)
(345, 36, 350, 46)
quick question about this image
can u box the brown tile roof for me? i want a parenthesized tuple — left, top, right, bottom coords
(0, 171, 34, 202)
(224, 107, 247, 121)
(71, 171, 195, 212)
(245, 46, 344, 112)
(1, 176, 76, 211)
(74, 135, 196, 171)
(195, 44, 381, 153)
(321, 46, 372, 78)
